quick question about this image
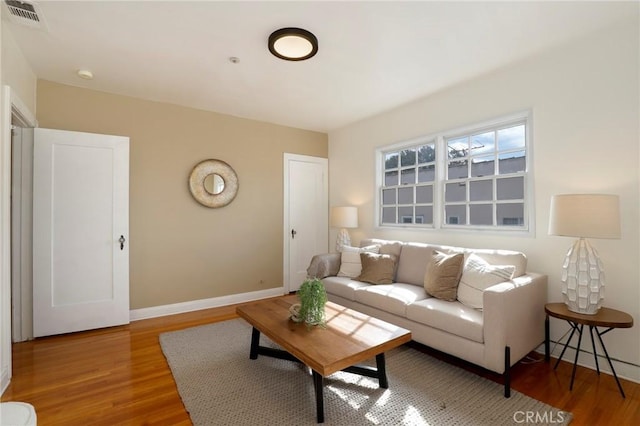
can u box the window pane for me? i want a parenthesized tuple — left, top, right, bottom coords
(384, 170, 398, 186)
(447, 137, 468, 159)
(418, 165, 435, 182)
(470, 204, 493, 225)
(498, 125, 525, 150)
(497, 203, 524, 226)
(497, 176, 524, 200)
(382, 207, 396, 224)
(471, 155, 495, 177)
(470, 180, 493, 201)
(385, 153, 399, 169)
(416, 185, 433, 203)
(445, 182, 466, 202)
(498, 151, 525, 174)
(471, 131, 495, 156)
(401, 168, 416, 184)
(418, 144, 436, 164)
(382, 188, 396, 205)
(447, 160, 468, 179)
(445, 205, 466, 225)
(398, 206, 413, 224)
(398, 187, 413, 204)
(400, 149, 416, 167)
(415, 205, 433, 224)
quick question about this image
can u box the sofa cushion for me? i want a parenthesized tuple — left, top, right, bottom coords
(457, 253, 516, 309)
(396, 243, 435, 286)
(307, 253, 341, 279)
(337, 245, 380, 278)
(360, 239, 403, 258)
(406, 298, 484, 343)
(356, 253, 398, 285)
(423, 251, 464, 301)
(354, 283, 428, 317)
(467, 249, 527, 278)
(322, 276, 370, 301)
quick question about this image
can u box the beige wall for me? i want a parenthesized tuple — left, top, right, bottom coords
(1, 25, 37, 113)
(329, 21, 639, 381)
(37, 80, 327, 309)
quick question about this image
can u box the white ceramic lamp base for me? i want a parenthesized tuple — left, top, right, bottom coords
(335, 228, 351, 252)
(561, 238, 604, 315)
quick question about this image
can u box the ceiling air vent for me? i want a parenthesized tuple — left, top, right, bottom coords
(4, 0, 47, 30)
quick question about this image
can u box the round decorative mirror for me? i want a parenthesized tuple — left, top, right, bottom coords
(203, 173, 225, 195)
(189, 159, 238, 208)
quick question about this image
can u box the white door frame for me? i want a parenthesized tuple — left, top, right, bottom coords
(1, 86, 37, 393)
(283, 153, 328, 293)
(11, 126, 34, 343)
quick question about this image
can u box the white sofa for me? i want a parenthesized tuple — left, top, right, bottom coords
(307, 238, 547, 397)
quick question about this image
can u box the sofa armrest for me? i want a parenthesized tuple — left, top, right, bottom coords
(482, 272, 548, 373)
(307, 253, 341, 279)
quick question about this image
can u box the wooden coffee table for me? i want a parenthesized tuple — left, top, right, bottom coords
(236, 296, 411, 423)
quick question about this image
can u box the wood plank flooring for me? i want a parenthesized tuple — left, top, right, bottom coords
(2, 298, 638, 425)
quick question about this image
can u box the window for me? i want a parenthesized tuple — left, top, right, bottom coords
(378, 112, 531, 232)
(381, 141, 436, 226)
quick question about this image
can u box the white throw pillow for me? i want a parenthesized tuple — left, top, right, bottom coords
(457, 253, 515, 310)
(337, 245, 380, 278)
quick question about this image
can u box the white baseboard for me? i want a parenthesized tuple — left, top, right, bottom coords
(534, 343, 640, 385)
(129, 287, 286, 321)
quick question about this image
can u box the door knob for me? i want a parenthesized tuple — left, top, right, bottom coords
(119, 235, 126, 250)
(291, 229, 297, 239)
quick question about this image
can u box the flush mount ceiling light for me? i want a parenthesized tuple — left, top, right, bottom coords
(268, 27, 318, 61)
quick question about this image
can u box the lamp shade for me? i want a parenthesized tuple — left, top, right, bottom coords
(548, 194, 620, 239)
(330, 206, 358, 229)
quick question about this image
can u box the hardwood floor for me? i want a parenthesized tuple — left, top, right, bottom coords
(2, 299, 638, 425)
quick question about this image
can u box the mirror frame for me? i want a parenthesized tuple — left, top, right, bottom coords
(188, 159, 239, 208)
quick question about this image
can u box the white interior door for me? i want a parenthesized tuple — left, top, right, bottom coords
(33, 128, 129, 337)
(284, 154, 328, 292)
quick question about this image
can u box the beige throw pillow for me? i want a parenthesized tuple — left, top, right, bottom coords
(337, 245, 380, 278)
(356, 252, 398, 284)
(423, 251, 464, 301)
(457, 253, 516, 310)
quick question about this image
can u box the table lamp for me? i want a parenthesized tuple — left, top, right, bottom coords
(330, 206, 358, 252)
(548, 194, 620, 314)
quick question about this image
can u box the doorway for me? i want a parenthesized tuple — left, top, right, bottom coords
(1, 86, 37, 394)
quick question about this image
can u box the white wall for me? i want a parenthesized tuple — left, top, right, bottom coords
(329, 21, 639, 381)
(0, 14, 8, 395)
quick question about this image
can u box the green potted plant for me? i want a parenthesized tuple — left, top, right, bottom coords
(290, 278, 328, 327)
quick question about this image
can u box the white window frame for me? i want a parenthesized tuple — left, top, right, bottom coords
(375, 110, 534, 236)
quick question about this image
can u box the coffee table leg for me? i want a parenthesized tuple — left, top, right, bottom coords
(249, 327, 260, 360)
(312, 371, 324, 423)
(376, 353, 388, 388)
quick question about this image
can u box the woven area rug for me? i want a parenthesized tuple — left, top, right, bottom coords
(160, 319, 571, 425)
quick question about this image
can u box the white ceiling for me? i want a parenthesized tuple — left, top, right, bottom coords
(2, 1, 636, 133)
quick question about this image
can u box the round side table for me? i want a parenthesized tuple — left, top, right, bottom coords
(544, 302, 633, 398)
